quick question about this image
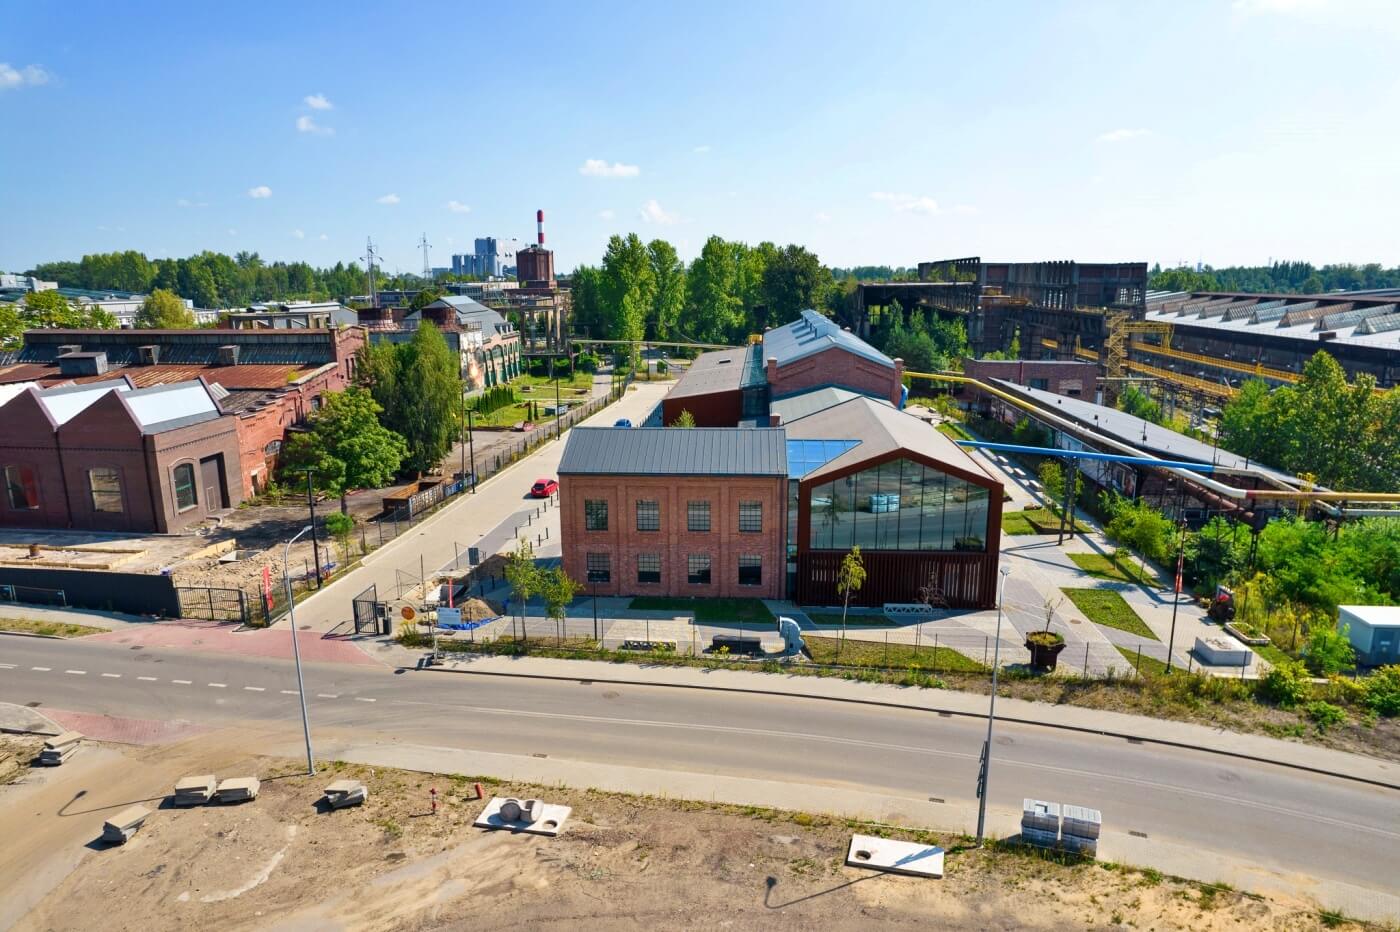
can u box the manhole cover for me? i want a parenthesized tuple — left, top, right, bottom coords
(1129, 830, 1148, 838)
(532, 753, 548, 759)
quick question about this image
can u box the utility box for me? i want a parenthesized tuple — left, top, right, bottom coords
(1339, 605, 1400, 666)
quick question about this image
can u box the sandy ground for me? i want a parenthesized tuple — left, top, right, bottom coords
(0, 733, 1371, 932)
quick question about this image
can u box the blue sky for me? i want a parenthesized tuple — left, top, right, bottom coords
(3, 0, 1398, 275)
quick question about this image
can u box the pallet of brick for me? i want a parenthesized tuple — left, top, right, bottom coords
(174, 774, 217, 806)
(1021, 799, 1060, 834)
(102, 805, 151, 844)
(1059, 832, 1098, 858)
(323, 779, 367, 809)
(1061, 805, 1101, 840)
(216, 777, 260, 803)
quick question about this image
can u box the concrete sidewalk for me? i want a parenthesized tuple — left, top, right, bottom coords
(0, 701, 62, 736)
(399, 651, 1399, 790)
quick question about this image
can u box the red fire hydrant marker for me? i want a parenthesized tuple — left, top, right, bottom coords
(474, 782, 484, 800)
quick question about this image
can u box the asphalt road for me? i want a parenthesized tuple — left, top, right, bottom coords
(2, 635, 1398, 910)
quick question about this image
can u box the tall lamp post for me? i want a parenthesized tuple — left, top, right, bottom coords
(303, 469, 322, 588)
(283, 525, 317, 776)
(975, 565, 1012, 847)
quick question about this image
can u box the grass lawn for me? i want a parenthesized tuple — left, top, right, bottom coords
(805, 635, 988, 672)
(804, 612, 895, 627)
(1068, 552, 1159, 587)
(1253, 641, 1294, 667)
(1002, 507, 1060, 536)
(936, 421, 974, 442)
(1114, 644, 1169, 677)
(1060, 588, 1158, 640)
(515, 370, 594, 394)
(0, 616, 104, 638)
(628, 597, 775, 624)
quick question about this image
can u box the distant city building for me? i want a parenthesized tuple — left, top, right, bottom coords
(451, 236, 520, 279)
(224, 302, 358, 330)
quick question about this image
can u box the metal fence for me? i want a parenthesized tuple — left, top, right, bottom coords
(352, 583, 382, 635)
(176, 586, 250, 625)
(0, 584, 68, 608)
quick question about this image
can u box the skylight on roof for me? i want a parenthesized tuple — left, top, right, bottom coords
(786, 438, 859, 478)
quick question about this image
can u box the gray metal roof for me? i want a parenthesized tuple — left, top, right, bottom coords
(762, 309, 893, 370)
(770, 386, 890, 423)
(559, 427, 788, 476)
(665, 347, 750, 399)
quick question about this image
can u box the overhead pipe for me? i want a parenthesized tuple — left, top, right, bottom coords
(909, 370, 1400, 505)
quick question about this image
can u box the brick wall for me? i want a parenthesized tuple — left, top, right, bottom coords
(963, 359, 1098, 398)
(769, 346, 903, 407)
(560, 474, 786, 600)
(0, 390, 67, 529)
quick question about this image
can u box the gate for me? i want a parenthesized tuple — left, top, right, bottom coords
(352, 583, 382, 635)
(177, 586, 249, 624)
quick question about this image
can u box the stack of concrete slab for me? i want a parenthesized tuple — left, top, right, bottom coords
(102, 805, 151, 845)
(216, 777, 261, 804)
(474, 796, 572, 836)
(324, 779, 367, 809)
(174, 774, 217, 806)
(1060, 804, 1101, 858)
(38, 731, 82, 766)
(1021, 798, 1061, 849)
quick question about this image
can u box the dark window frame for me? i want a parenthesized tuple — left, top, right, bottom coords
(738, 554, 762, 586)
(637, 552, 661, 584)
(173, 462, 198, 513)
(636, 499, 660, 532)
(88, 466, 124, 514)
(4, 464, 39, 511)
(586, 552, 611, 583)
(738, 500, 762, 533)
(687, 500, 711, 533)
(584, 499, 609, 531)
(686, 553, 712, 585)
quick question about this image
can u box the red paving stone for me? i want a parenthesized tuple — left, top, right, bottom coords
(86, 623, 380, 666)
(43, 709, 209, 746)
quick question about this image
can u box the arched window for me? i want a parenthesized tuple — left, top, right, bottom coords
(174, 463, 198, 512)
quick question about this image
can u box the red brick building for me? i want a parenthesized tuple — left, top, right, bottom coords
(962, 358, 1098, 400)
(0, 378, 243, 533)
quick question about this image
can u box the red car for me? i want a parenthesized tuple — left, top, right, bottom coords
(530, 478, 559, 498)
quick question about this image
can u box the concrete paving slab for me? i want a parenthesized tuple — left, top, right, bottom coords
(846, 834, 944, 878)
(0, 702, 62, 737)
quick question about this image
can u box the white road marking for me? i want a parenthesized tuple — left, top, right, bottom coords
(354, 697, 376, 703)
(31, 666, 51, 672)
(65, 670, 86, 675)
(137, 676, 158, 682)
(0, 663, 15, 669)
(317, 693, 338, 699)
(243, 686, 265, 692)
(101, 673, 121, 678)
(208, 683, 227, 688)
(172, 679, 192, 685)
(280, 690, 299, 695)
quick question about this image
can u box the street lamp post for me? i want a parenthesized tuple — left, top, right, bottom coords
(303, 469, 322, 588)
(975, 565, 1012, 847)
(283, 525, 317, 776)
(1168, 516, 1187, 672)
(467, 407, 477, 493)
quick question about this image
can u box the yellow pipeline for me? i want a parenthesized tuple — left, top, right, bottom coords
(902, 369, 1400, 504)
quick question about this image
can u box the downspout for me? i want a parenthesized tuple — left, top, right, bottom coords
(145, 433, 165, 533)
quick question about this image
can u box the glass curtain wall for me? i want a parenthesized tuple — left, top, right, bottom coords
(806, 458, 989, 552)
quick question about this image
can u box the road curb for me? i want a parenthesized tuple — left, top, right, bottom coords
(0, 629, 70, 641)
(415, 662, 1400, 792)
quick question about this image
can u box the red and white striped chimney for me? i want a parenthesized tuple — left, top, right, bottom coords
(536, 209, 545, 246)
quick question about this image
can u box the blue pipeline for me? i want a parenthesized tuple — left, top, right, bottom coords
(952, 440, 1219, 474)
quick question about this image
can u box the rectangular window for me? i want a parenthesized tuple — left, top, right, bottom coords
(4, 465, 39, 510)
(687, 554, 711, 585)
(687, 500, 711, 533)
(636, 499, 660, 532)
(173, 463, 198, 512)
(88, 466, 124, 513)
(584, 499, 608, 531)
(637, 553, 661, 584)
(738, 554, 762, 586)
(586, 552, 611, 583)
(738, 500, 762, 533)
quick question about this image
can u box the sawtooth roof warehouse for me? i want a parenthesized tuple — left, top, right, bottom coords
(560, 311, 1006, 610)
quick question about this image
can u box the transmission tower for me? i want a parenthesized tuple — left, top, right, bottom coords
(362, 237, 381, 308)
(418, 232, 432, 279)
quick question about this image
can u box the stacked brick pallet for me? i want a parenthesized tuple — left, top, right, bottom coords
(1021, 798, 1102, 858)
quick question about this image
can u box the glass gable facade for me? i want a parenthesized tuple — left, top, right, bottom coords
(786, 439, 860, 479)
(806, 457, 990, 552)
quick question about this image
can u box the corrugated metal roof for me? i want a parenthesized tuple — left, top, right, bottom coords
(34, 378, 133, 425)
(762, 309, 894, 370)
(559, 427, 788, 476)
(665, 347, 750, 399)
(770, 387, 890, 423)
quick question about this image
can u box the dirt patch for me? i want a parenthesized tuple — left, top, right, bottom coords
(7, 739, 1372, 931)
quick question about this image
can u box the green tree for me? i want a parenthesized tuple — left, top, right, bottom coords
(647, 239, 686, 340)
(539, 565, 582, 644)
(408, 287, 445, 312)
(279, 387, 408, 510)
(504, 537, 542, 638)
(836, 545, 867, 658)
(682, 236, 744, 343)
(136, 288, 196, 328)
(0, 303, 22, 351)
(396, 323, 462, 474)
(670, 409, 696, 428)
(356, 339, 401, 420)
(600, 234, 654, 360)
(569, 265, 606, 337)
(21, 290, 82, 328)
(1037, 460, 1081, 505)
(1303, 624, 1355, 676)
(323, 511, 355, 564)
(762, 244, 833, 324)
(1117, 385, 1164, 424)
(1217, 379, 1279, 467)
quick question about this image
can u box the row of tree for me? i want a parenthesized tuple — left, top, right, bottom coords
(570, 235, 835, 347)
(0, 288, 215, 349)
(1148, 260, 1400, 295)
(1218, 351, 1400, 492)
(29, 250, 370, 308)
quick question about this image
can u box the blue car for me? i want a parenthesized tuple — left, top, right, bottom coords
(614, 418, 633, 428)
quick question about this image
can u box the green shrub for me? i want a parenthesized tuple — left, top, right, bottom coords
(1303, 624, 1355, 676)
(1363, 665, 1400, 717)
(1256, 660, 1311, 708)
(1303, 700, 1346, 731)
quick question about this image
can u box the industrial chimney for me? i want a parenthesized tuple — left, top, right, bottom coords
(536, 209, 545, 246)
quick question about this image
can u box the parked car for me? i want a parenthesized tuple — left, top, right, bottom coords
(614, 418, 633, 428)
(530, 478, 559, 498)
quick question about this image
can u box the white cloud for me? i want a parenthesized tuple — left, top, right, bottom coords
(598, 209, 616, 220)
(639, 199, 678, 225)
(445, 200, 471, 213)
(296, 114, 333, 135)
(813, 211, 832, 223)
(1097, 127, 1151, 143)
(693, 145, 711, 154)
(292, 229, 305, 239)
(376, 193, 400, 205)
(175, 198, 208, 208)
(318, 233, 328, 241)
(304, 93, 333, 110)
(0, 63, 51, 91)
(247, 185, 272, 199)
(580, 158, 640, 178)
(870, 191, 940, 215)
